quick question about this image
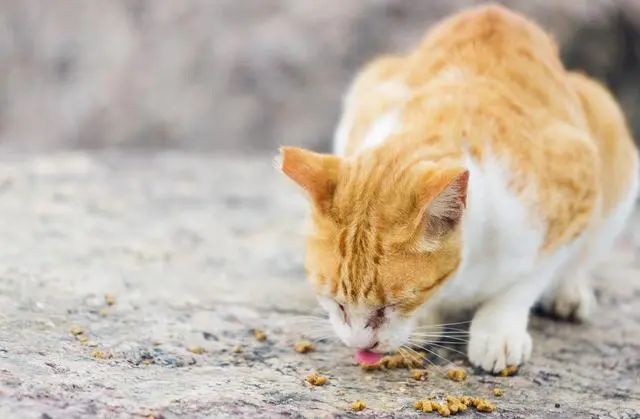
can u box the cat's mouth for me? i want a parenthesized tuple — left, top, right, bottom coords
(355, 349, 384, 365)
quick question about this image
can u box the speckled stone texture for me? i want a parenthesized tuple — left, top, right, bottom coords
(0, 153, 639, 418)
(1, 1, 639, 152)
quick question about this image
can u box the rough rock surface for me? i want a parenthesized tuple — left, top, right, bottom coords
(1, 1, 639, 151)
(0, 153, 639, 418)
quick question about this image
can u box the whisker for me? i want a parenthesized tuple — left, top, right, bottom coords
(414, 341, 469, 359)
(412, 332, 469, 337)
(414, 320, 471, 329)
(409, 343, 456, 367)
(410, 335, 470, 342)
(410, 336, 469, 345)
(413, 327, 470, 333)
(400, 346, 427, 368)
(398, 347, 418, 367)
(403, 346, 444, 373)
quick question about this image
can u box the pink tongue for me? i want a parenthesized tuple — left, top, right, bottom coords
(355, 350, 383, 365)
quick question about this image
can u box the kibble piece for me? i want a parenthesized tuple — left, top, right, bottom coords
(421, 400, 434, 413)
(77, 334, 89, 343)
(448, 402, 459, 414)
(411, 369, 428, 381)
(437, 404, 451, 417)
(69, 326, 84, 336)
(414, 400, 424, 410)
(475, 399, 496, 413)
(499, 365, 518, 376)
(457, 401, 467, 412)
(91, 350, 112, 360)
(447, 367, 467, 382)
(104, 293, 116, 306)
(351, 400, 366, 411)
(187, 346, 205, 355)
(459, 396, 473, 406)
(493, 388, 504, 397)
(305, 371, 328, 386)
(294, 340, 315, 353)
(232, 345, 243, 354)
(253, 329, 267, 342)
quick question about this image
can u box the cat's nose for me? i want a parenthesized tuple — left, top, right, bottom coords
(367, 341, 379, 350)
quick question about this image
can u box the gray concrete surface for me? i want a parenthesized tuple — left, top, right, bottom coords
(0, 153, 638, 418)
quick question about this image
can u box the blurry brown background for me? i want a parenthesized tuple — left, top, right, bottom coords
(1, 0, 639, 153)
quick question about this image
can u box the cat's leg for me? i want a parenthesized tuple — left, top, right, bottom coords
(468, 276, 547, 373)
(538, 264, 595, 321)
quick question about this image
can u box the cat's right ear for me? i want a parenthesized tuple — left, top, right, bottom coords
(278, 146, 341, 212)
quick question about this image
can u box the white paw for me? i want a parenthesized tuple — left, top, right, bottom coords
(540, 280, 595, 321)
(468, 326, 532, 373)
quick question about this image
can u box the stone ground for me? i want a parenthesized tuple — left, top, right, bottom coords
(0, 152, 638, 418)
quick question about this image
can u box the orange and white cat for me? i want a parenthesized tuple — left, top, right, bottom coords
(279, 5, 639, 372)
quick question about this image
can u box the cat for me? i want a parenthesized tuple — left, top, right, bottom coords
(279, 4, 639, 373)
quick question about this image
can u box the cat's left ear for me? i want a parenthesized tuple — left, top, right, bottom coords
(278, 146, 341, 212)
(416, 168, 469, 240)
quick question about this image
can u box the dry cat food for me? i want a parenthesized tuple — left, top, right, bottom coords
(305, 371, 328, 386)
(360, 352, 424, 370)
(475, 399, 497, 412)
(412, 369, 429, 381)
(104, 293, 116, 306)
(69, 326, 85, 336)
(232, 345, 243, 354)
(446, 368, 467, 382)
(493, 387, 504, 397)
(351, 400, 366, 411)
(253, 329, 267, 342)
(187, 346, 206, 354)
(499, 365, 518, 376)
(91, 350, 113, 360)
(415, 395, 495, 416)
(294, 340, 315, 353)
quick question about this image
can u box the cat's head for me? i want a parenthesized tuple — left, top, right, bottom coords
(279, 146, 468, 362)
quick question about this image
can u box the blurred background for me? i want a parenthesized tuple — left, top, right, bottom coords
(1, 0, 639, 153)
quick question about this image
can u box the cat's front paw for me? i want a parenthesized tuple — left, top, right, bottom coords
(467, 325, 532, 373)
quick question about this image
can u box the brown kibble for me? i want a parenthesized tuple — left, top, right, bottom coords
(421, 400, 434, 413)
(448, 402, 459, 414)
(457, 401, 468, 412)
(447, 367, 467, 382)
(104, 293, 116, 306)
(351, 400, 366, 411)
(305, 371, 328, 386)
(253, 329, 267, 342)
(414, 400, 424, 410)
(411, 369, 429, 381)
(91, 350, 112, 360)
(187, 346, 206, 355)
(493, 387, 504, 397)
(437, 404, 451, 417)
(294, 340, 315, 353)
(476, 399, 496, 412)
(69, 326, 84, 336)
(499, 365, 518, 376)
(459, 396, 473, 406)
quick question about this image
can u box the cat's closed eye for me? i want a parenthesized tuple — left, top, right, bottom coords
(366, 307, 387, 329)
(337, 302, 348, 323)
